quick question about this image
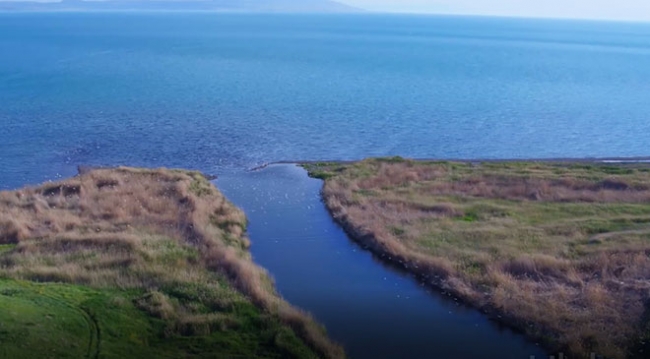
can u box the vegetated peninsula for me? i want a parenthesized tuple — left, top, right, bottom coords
(0, 167, 343, 359)
(304, 158, 650, 359)
(0, 0, 358, 12)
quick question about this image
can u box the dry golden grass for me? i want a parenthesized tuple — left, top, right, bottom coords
(306, 158, 650, 359)
(0, 167, 343, 359)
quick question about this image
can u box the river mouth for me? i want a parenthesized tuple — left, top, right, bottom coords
(217, 164, 547, 359)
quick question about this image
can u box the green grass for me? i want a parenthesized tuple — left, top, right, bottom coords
(0, 232, 319, 359)
(0, 280, 90, 358)
(0, 244, 15, 255)
(0, 279, 149, 359)
(0, 279, 316, 359)
(300, 163, 347, 180)
(188, 173, 215, 197)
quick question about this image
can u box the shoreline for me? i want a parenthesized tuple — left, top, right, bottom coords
(313, 191, 551, 352)
(0, 167, 344, 358)
(302, 158, 650, 358)
(278, 155, 650, 166)
(245, 156, 650, 172)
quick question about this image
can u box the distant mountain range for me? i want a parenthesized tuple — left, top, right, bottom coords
(0, 0, 360, 12)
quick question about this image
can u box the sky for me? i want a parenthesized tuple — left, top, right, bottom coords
(340, 0, 650, 21)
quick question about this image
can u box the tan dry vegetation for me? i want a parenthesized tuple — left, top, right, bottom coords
(307, 158, 650, 359)
(0, 167, 343, 359)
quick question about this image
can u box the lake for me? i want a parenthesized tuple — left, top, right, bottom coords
(1, 13, 649, 189)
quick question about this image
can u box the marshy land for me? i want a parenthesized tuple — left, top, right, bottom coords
(305, 158, 650, 359)
(2, 159, 650, 358)
(0, 167, 342, 358)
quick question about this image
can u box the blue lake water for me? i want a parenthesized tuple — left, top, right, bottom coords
(1, 13, 650, 189)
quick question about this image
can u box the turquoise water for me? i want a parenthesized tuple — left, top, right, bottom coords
(2, 13, 650, 189)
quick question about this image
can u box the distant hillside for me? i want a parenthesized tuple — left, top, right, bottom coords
(0, 0, 360, 12)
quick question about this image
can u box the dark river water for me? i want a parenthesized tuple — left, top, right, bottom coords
(217, 164, 547, 359)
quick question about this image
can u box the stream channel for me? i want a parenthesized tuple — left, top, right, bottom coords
(217, 164, 548, 359)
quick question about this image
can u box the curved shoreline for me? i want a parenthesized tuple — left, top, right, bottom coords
(303, 158, 650, 359)
(0, 166, 344, 359)
(315, 193, 552, 352)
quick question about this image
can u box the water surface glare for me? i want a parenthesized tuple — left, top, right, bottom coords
(217, 164, 547, 359)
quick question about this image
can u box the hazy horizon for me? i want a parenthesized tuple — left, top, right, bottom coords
(2, 0, 650, 22)
(340, 0, 650, 22)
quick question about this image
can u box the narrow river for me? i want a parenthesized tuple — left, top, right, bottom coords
(217, 164, 547, 359)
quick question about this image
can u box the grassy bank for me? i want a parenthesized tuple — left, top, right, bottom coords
(0, 167, 343, 358)
(305, 158, 650, 359)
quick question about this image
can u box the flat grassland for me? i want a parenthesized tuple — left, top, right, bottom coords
(0, 167, 343, 359)
(305, 158, 650, 359)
